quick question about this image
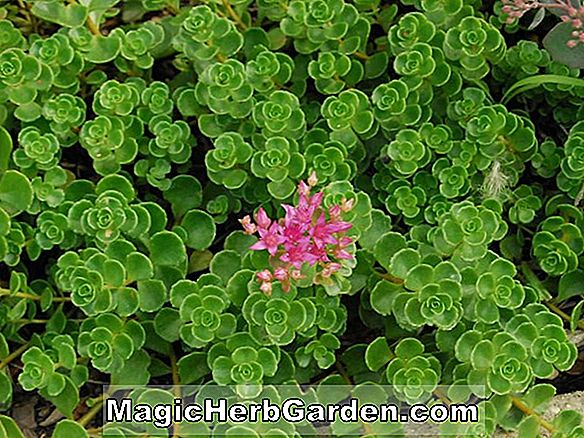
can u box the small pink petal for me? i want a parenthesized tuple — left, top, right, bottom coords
(255, 208, 271, 229)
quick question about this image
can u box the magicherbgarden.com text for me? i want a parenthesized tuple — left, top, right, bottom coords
(104, 397, 480, 429)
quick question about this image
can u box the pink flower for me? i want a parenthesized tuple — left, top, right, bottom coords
(240, 177, 355, 293)
(250, 221, 284, 256)
(334, 248, 354, 260)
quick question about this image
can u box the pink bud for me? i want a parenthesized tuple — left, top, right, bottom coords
(290, 269, 304, 280)
(341, 197, 354, 212)
(260, 282, 272, 295)
(273, 267, 289, 281)
(567, 39, 579, 48)
(239, 215, 257, 235)
(257, 269, 273, 282)
(255, 208, 271, 229)
(298, 181, 311, 197)
(321, 262, 341, 278)
(308, 171, 318, 187)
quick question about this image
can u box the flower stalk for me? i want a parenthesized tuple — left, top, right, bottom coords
(503, 0, 584, 47)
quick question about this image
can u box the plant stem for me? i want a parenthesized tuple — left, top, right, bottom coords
(547, 302, 584, 331)
(78, 393, 107, 427)
(372, 270, 404, 285)
(86, 426, 103, 437)
(510, 395, 556, 433)
(519, 263, 552, 301)
(0, 342, 30, 370)
(85, 16, 101, 36)
(221, 0, 248, 30)
(67, 0, 101, 35)
(12, 319, 50, 324)
(353, 51, 370, 60)
(0, 288, 70, 302)
(432, 387, 452, 407)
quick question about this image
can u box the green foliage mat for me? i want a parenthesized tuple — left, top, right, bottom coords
(1, 0, 584, 436)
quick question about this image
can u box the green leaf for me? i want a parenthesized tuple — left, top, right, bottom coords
(177, 352, 211, 384)
(470, 340, 495, 369)
(0, 170, 33, 216)
(8, 300, 27, 321)
(0, 415, 24, 438)
(517, 416, 539, 438)
(364, 337, 392, 372)
(374, 232, 407, 271)
(14, 102, 42, 122)
(404, 264, 433, 291)
(189, 250, 213, 274)
(0, 127, 12, 176)
(552, 409, 583, 434)
(571, 300, 584, 334)
(0, 372, 12, 406)
(370, 280, 402, 315)
(365, 52, 389, 79)
(154, 308, 181, 342)
(31, 1, 88, 28)
(52, 420, 88, 438)
(126, 252, 154, 282)
(543, 22, 584, 69)
(558, 270, 584, 301)
(359, 209, 392, 251)
(502, 74, 584, 104)
(210, 250, 241, 284)
(0, 335, 7, 359)
(113, 287, 139, 316)
(267, 178, 296, 200)
(96, 174, 135, 200)
(40, 377, 78, 417)
(164, 175, 203, 219)
(522, 383, 556, 412)
(394, 338, 424, 359)
(110, 350, 151, 386)
(84, 35, 121, 64)
(137, 279, 167, 312)
(149, 231, 187, 268)
(180, 210, 216, 251)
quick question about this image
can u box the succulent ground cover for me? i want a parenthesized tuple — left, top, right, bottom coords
(3, 0, 584, 437)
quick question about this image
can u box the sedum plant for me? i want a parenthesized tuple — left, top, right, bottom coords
(0, 0, 584, 437)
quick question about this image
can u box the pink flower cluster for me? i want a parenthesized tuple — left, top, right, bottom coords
(239, 175, 354, 295)
(502, 0, 584, 47)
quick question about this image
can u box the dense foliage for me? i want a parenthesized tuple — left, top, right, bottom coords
(1, 0, 584, 437)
